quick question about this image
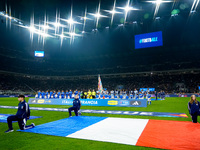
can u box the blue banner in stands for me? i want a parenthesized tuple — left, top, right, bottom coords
(28, 98, 147, 107)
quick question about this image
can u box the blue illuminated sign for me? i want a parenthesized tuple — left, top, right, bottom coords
(140, 88, 155, 92)
(135, 31, 163, 49)
(35, 51, 44, 57)
(28, 98, 147, 107)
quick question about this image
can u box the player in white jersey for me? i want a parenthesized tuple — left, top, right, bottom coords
(141, 89, 144, 94)
(105, 90, 109, 95)
(35, 94, 38, 98)
(146, 88, 150, 94)
(96, 90, 99, 95)
(115, 90, 118, 97)
(115, 90, 118, 94)
(146, 92, 151, 105)
(71, 93, 75, 99)
(103, 90, 106, 95)
(110, 90, 114, 98)
(129, 90, 133, 95)
(134, 88, 138, 99)
(139, 92, 144, 99)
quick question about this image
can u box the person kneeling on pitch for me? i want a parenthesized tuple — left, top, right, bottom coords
(5, 95, 35, 133)
(68, 95, 81, 117)
(188, 95, 200, 123)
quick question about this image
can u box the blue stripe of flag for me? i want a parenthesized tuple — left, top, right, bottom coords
(19, 116, 107, 137)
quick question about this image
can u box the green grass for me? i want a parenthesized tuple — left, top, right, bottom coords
(0, 97, 194, 150)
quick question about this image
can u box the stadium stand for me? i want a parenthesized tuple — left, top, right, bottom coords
(0, 69, 199, 95)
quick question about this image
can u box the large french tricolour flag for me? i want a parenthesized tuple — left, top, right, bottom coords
(19, 116, 200, 150)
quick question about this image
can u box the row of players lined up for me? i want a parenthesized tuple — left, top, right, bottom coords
(35, 89, 166, 100)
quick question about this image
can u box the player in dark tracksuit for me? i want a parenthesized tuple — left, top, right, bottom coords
(188, 95, 200, 123)
(155, 91, 157, 100)
(68, 95, 81, 117)
(5, 95, 35, 133)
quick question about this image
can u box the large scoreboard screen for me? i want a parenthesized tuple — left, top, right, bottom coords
(135, 31, 163, 49)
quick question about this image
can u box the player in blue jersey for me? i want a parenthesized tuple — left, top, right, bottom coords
(135, 93, 139, 99)
(50, 90, 53, 98)
(100, 93, 104, 99)
(96, 94, 100, 99)
(61, 90, 65, 99)
(108, 94, 112, 99)
(78, 91, 81, 98)
(68, 95, 81, 117)
(5, 95, 35, 133)
(38, 90, 41, 98)
(57, 90, 60, 99)
(129, 93, 134, 99)
(53, 91, 56, 98)
(104, 94, 108, 99)
(45, 90, 49, 99)
(74, 89, 78, 96)
(65, 90, 69, 99)
(119, 94, 123, 99)
(69, 90, 73, 98)
(188, 95, 200, 123)
(41, 91, 45, 99)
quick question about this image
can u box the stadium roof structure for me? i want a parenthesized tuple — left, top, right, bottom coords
(0, 0, 200, 76)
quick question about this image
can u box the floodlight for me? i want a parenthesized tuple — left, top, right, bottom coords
(29, 26, 35, 32)
(53, 22, 61, 27)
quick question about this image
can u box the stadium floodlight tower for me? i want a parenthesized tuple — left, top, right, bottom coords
(117, 0, 139, 24)
(88, 2, 108, 29)
(104, 0, 122, 25)
(155, 0, 162, 4)
(145, 0, 172, 18)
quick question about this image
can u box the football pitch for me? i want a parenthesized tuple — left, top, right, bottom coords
(0, 97, 195, 150)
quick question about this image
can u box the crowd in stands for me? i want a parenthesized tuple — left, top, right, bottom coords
(0, 71, 200, 95)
